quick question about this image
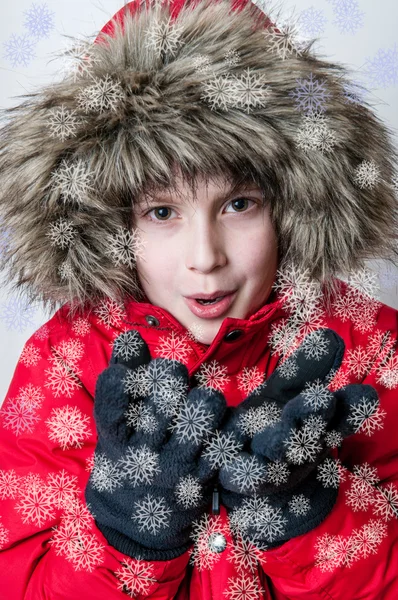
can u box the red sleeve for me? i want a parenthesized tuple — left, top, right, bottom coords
(257, 302, 398, 599)
(0, 316, 189, 599)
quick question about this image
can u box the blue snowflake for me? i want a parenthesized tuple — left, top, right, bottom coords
(289, 73, 331, 115)
(23, 3, 55, 39)
(0, 296, 37, 333)
(332, 0, 365, 35)
(364, 44, 398, 89)
(342, 80, 369, 105)
(299, 7, 328, 37)
(3, 33, 36, 68)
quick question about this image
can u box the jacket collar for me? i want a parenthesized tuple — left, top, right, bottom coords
(121, 286, 290, 373)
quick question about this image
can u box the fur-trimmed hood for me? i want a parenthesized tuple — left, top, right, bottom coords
(0, 0, 397, 318)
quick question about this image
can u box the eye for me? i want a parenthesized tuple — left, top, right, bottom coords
(142, 197, 258, 225)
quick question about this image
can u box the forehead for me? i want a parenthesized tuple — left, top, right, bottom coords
(137, 175, 261, 204)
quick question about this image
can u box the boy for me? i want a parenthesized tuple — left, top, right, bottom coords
(0, 0, 398, 598)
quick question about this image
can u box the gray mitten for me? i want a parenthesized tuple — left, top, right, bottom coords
(217, 328, 380, 549)
(85, 329, 227, 561)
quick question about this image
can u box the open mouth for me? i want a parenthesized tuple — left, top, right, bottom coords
(195, 296, 225, 305)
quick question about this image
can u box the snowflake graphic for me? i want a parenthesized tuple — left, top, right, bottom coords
(76, 75, 125, 114)
(175, 474, 202, 509)
(202, 430, 243, 469)
(112, 329, 144, 362)
(46, 218, 76, 250)
(195, 359, 230, 392)
(236, 366, 265, 395)
(190, 513, 229, 570)
(276, 355, 299, 381)
(94, 298, 127, 329)
(151, 373, 188, 418)
(132, 493, 171, 535)
(283, 426, 322, 465)
(201, 74, 238, 112)
(229, 67, 271, 114)
(15, 485, 56, 527)
(372, 483, 398, 521)
(46, 469, 79, 510)
(90, 451, 125, 493)
(0, 520, 10, 550)
(265, 21, 307, 61)
(0, 469, 21, 500)
(115, 557, 157, 598)
(296, 113, 337, 154)
(224, 573, 263, 600)
(144, 17, 184, 57)
(157, 330, 191, 363)
(47, 105, 81, 142)
(227, 533, 262, 573)
(299, 7, 327, 36)
(290, 73, 331, 114)
(226, 454, 268, 493)
(332, 0, 365, 35)
(317, 457, 341, 488)
(347, 397, 385, 436)
(16, 382, 44, 410)
(23, 3, 55, 39)
(224, 49, 241, 68)
(345, 267, 380, 302)
(302, 378, 333, 409)
(343, 81, 369, 105)
(351, 519, 387, 559)
(3, 33, 36, 68)
(106, 226, 147, 269)
(266, 460, 290, 486)
(50, 158, 95, 205)
(169, 397, 214, 445)
(288, 494, 311, 516)
(117, 445, 161, 487)
(345, 476, 376, 512)
(125, 400, 158, 434)
(240, 496, 287, 544)
(123, 364, 152, 399)
(0, 397, 40, 435)
(0, 296, 37, 334)
(192, 53, 213, 73)
(364, 44, 398, 88)
(45, 405, 91, 450)
(353, 160, 381, 190)
(300, 328, 331, 362)
(325, 430, 343, 448)
(237, 402, 282, 437)
(71, 317, 91, 337)
(44, 357, 83, 398)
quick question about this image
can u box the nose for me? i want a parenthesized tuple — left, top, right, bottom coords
(185, 217, 227, 273)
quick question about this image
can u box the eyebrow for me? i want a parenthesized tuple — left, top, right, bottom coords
(137, 183, 261, 205)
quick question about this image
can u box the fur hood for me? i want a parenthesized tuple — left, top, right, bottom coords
(0, 0, 397, 318)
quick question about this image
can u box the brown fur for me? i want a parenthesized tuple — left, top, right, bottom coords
(0, 0, 397, 320)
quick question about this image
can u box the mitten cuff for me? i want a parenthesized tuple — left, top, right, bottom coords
(95, 519, 192, 561)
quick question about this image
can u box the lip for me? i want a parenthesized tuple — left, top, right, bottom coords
(184, 291, 237, 319)
(185, 290, 236, 300)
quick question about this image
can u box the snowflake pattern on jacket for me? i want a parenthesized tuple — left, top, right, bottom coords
(1, 268, 398, 599)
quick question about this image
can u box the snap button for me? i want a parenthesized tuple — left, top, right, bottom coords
(224, 329, 244, 342)
(145, 315, 159, 327)
(207, 532, 227, 554)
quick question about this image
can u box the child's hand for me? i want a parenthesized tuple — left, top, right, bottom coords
(85, 330, 227, 561)
(216, 328, 380, 549)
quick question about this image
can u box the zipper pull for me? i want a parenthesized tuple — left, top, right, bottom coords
(211, 485, 220, 515)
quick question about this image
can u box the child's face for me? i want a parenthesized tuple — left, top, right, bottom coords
(133, 171, 279, 345)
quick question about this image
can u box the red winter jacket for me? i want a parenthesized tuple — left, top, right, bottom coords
(1, 277, 398, 599)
